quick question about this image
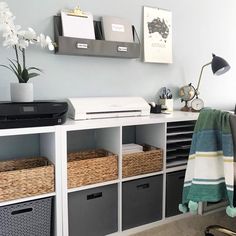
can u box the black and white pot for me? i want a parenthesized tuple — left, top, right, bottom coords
(10, 83, 33, 103)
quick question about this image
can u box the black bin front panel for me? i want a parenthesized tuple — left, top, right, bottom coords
(68, 184, 118, 236)
(166, 170, 186, 217)
(122, 175, 163, 230)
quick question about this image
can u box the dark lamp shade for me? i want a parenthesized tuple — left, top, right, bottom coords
(211, 54, 231, 75)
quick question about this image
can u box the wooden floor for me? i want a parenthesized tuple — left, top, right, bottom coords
(131, 211, 236, 236)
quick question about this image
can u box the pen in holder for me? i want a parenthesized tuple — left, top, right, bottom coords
(159, 87, 173, 112)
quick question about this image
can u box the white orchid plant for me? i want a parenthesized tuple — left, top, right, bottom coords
(0, 2, 54, 83)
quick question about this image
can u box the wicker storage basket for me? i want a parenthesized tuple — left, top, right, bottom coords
(122, 144, 163, 178)
(0, 157, 54, 202)
(68, 149, 118, 188)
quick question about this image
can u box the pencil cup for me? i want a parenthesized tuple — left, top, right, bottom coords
(159, 99, 173, 112)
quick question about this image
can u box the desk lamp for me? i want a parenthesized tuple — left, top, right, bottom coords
(191, 54, 231, 111)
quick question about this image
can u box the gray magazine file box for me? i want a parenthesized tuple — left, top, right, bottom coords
(68, 184, 118, 236)
(54, 16, 140, 58)
(122, 175, 163, 230)
(0, 197, 53, 236)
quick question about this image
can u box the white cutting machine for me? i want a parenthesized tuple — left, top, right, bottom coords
(67, 97, 150, 120)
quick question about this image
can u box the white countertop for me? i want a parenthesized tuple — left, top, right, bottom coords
(63, 111, 199, 131)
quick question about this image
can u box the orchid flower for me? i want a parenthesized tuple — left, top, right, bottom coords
(0, 1, 55, 83)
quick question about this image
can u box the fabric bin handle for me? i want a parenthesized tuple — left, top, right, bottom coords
(11, 207, 33, 215)
(136, 183, 150, 190)
(87, 192, 103, 200)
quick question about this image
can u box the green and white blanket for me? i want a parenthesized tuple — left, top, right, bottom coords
(179, 108, 236, 217)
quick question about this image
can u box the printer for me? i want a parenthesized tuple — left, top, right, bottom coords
(67, 97, 150, 120)
(0, 102, 68, 129)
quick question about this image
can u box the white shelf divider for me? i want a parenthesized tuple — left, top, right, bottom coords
(67, 179, 120, 193)
(121, 171, 164, 182)
(162, 122, 167, 220)
(0, 192, 56, 207)
(40, 129, 62, 236)
(60, 127, 69, 236)
(118, 127, 123, 233)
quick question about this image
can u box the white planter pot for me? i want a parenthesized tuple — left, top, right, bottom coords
(10, 83, 33, 103)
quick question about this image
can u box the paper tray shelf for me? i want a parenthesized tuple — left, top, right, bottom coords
(54, 16, 141, 59)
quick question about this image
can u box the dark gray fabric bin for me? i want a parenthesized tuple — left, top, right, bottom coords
(68, 184, 118, 236)
(166, 170, 186, 217)
(122, 175, 163, 230)
(0, 197, 53, 236)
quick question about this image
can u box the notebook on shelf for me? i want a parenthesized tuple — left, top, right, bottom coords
(101, 16, 134, 42)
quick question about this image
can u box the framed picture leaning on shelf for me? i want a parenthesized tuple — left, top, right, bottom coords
(143, 6, 172, 64)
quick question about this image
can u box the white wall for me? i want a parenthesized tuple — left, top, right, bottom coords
(0, 0, 236, 109)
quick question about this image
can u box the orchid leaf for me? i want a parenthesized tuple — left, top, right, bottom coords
(8, 59, 19, 74)
(8, 64, 18, 75)
(12, 59, 22, 74)
(17, 62, 22, 75)
(27, 67, 42, 73)
(28, 73, 40, 79)
(0, 64, 19, 79)
(1, 64, 24, 82)
(8, 64, 24, 83)
(0, 64, 12, 71)
(8, 59, 23, 81)
(21, 68, 29, 83)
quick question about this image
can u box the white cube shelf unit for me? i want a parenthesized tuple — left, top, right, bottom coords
(60, 112, 199, 236)
(0, 111, 199, 236)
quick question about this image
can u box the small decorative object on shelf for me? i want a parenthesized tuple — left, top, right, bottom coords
(179, 83, 196, 112)
(191, 97, 204, 112)
(159, 87, 173, 112)
(0, 2, 54, 102)
(179, 54, 230, 112)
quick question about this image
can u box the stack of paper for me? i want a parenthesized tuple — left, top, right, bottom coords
(61, 11, 95, 39)
(122, 143, 143, 155)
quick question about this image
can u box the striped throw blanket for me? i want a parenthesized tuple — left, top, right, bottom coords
(179, 108, 236, 217)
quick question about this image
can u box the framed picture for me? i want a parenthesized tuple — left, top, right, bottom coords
(143, 6, 172, 64)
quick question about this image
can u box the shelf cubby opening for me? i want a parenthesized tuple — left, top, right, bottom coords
(122, 124, 165, 178)
(66, 127, 120, 189)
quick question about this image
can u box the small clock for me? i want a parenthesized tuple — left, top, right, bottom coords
(191, 98, 204, 112)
